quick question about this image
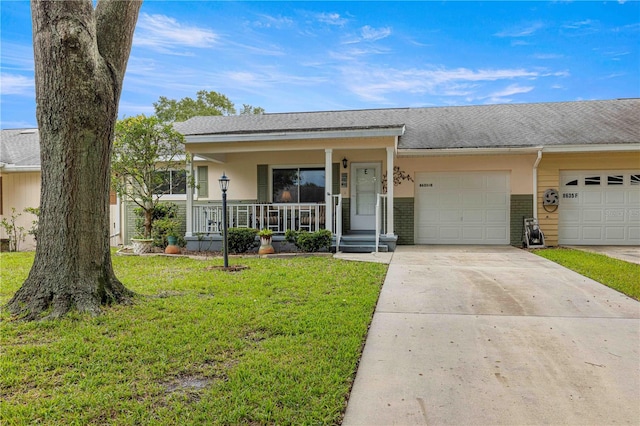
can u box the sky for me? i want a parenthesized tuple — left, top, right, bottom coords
(1, 1, 639, 129)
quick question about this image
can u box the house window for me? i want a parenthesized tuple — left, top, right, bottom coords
(631, 175, 640, 185)
(156, 169, 187, 195)
(272, 168, 325, 203)
(607, 175, 623, 185)
(564, 178, 578, 186)
(584, 176, 600, 186)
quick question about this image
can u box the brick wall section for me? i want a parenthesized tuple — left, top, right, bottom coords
(394, 197, 414, 245)
(341, 198, 351, 232)
(510, 194, 533, 246)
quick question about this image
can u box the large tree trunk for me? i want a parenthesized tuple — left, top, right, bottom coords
(6, 0, 142, 320)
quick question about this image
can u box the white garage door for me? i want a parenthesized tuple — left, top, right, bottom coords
(416, 171, 510, 244)
(559, 171, 640, 245)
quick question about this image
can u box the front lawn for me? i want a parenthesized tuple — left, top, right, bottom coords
(0, 252, 387, 425)
(534, 248, 640, 300)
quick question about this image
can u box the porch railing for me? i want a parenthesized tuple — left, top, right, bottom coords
(193, 203, 327, 235)
(333, 194, 342, 249)
(375, 193, 388, 252)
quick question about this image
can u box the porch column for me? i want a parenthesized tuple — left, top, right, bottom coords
(185, 160, 194, 237)
(386, 146, 395, 236)
(325, 149, 333, 233)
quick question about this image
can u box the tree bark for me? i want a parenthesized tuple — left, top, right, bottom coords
(6, 0, 142, 320)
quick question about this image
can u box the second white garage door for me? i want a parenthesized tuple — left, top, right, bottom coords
(415, 171, 510, 244)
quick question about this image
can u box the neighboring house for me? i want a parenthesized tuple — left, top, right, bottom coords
(174, 99, 640, 251)
(0, 129, 123, 250)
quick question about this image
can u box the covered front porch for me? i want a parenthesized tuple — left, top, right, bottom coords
(175, 114, 406, 252)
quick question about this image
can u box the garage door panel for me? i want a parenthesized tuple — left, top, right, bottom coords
(462, 176, 483, 190)
(485, 227, 508, 241)
(604, 209, 625, 223)
(462, 193, 483, 206)
(605, 227, 626, 240)
(583, 192, 603, 204)
(605, 190, 625, 204)
(462, 227, 483, 240)
(416, 171, 510, 245)
(486, 174, 509, 189)
(463, 210, 483, 222)
(439, 209, 461, 222)
(439, 227, 462, 240)
(582, 227, 603, 240)
(486, 209, 507, 223)
(439, 193, 461, 206)
(583, 210, 603, 222)
(486, 192, 508, 205)
(560, 170, 640, 245)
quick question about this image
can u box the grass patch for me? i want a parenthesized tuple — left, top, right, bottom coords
(534, 248, 640, 300)
(0, 252, 387, 425)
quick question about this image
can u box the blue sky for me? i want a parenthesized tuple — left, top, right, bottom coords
(1, 1, 639, 129)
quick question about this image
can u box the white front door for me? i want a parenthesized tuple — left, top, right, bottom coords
(350, 163, 381, 230)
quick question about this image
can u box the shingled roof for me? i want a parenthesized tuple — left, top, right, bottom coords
(0, 128, 40, 168)
(175, 99, 640, 150)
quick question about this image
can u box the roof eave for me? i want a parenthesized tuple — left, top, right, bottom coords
(397, 146, 543, 157)
(541, 143, 640, 153)
(183, 126, 406, 143)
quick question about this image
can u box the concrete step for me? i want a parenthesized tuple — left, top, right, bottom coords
(339, 244, 388, 253)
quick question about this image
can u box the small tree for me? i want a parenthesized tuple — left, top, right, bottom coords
(111, 115, 186, 239)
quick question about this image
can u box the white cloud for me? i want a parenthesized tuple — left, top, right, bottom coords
(343, 25, 392, 44)
(495, 22, 544, 37)
(133, 13, 218, 53)
(487, 84, 534, 98)
(0, 42, 34, 71)
(316, 12, 349, 26)
(252, 14, 294, 29)
(0, 73, 34, 95)
(338, 65, 555, 103)
(361, 25, 392, 42)
(532, 53, 565, 60)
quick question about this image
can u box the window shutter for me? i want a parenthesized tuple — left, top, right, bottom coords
(257, 164, 268, 202)
(197, 166, 208, 198)
(332, 163, 340, 195)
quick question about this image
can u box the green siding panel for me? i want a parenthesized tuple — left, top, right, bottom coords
(332, 163, 339, 195)
(510, 194, 534, 246)
(393, 197, 414, 245)
(123, 200, 187, 244)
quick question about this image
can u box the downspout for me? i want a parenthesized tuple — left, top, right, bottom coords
(532, 149, 543, 219)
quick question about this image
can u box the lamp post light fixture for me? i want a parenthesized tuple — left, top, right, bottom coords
(219, 172, 230, 268)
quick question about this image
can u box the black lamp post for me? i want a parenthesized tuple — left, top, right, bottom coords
(219, 172, 230, 268)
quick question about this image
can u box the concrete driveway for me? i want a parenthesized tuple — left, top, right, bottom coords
(343, 245, 640, 426)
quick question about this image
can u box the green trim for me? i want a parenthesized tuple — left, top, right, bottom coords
(257, 165, 268, 203)
(197, 166, 208, 198)
(332, 163, 339, 195)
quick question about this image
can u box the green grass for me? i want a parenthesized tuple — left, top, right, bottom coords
(0, 252, 387, 425)
(534, 248, 640, 300)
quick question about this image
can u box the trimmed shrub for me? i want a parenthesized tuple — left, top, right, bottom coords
(134, 203, 183, 248)
(228, 228, 258, 254)
(285, 229, 332, 252)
